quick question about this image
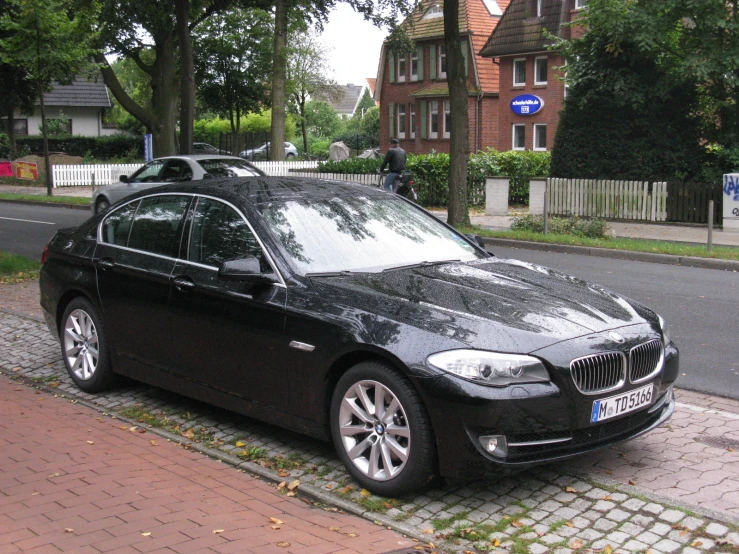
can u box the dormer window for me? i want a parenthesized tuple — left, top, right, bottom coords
(482, 0, 502, 16)
(422, 4, 443, 19)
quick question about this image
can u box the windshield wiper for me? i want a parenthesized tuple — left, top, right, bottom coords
(305, 270, 360, 278)
(381, 259, 461, 272)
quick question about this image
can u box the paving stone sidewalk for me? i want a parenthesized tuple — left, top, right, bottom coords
(1, 310, 739, 553)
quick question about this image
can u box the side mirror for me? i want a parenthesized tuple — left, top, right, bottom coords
(119, 175, 129, 183)
(465, 234, 486, 249)
(218, 256, 279, 284)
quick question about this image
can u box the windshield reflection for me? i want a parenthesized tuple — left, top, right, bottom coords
(259, 195, 483, 274)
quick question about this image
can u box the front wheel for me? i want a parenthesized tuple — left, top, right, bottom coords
(60, 297, 114, 393)
(330, 361, 436, 497)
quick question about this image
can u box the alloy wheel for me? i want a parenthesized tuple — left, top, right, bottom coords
(338, 380, 411, 481)
(63, 309, 99, 381)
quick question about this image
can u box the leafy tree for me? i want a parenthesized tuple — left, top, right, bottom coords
(194, 8, 273, 135)
(304, 100, 340, 138)
(355, 87, 376, 116)
(0, 0, 99, 193)
(102, 56, 150, 135)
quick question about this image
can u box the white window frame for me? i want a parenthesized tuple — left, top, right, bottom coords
(534, 124, 547, 151)
(410, 104, 416, 138)
(411, 51, 418, 81)
(575, 0, 586, 8)
(429, 101, 439, 139)
(422, 4, 443, 19)
(513, 58, 526, 86)
(536, 0, 543, 17)
(438, 45, 447, 79)
(534, 56, 548, 85)
(397, 104, 406, 139)
(398, 55, 406, 83)
(443, 100, 451, 139)
(512, 124, 525, 150)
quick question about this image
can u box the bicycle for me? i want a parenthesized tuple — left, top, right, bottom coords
(377, 169, 419, 203)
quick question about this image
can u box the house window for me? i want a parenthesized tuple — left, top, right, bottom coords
(397, 104, 406, 138)
(411, 51, 419, 81)
(535, 57, 548, 85)
(443, 100, 451, 139)
(482, 0, 502, 16)
(575, 0, 587, 8)
(536, 0, 543, 17)
(438, 45, 447, 79)
(512, 124, 525, 150)
(0, 118, 28, 136)
(513, 58, 526, 86)
(422, 4, 443, 19)
(398, 56, 406, 83)
(534, 124, 547, 150)
(429, 101, 439, 139)
(410, 104, 416, 138)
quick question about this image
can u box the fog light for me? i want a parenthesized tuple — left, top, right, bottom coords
(479, 435, 508, 458)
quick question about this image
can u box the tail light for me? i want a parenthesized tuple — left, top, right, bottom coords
(41, 244, 49, 265)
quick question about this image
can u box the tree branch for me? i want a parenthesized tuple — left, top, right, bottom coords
(94, 52, 154, 129)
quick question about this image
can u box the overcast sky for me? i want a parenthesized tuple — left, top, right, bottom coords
(317, 4, 390, 86)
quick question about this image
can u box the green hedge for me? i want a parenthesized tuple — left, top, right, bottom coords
(15, 135, 144, 160)
(318, 149, 550, 206)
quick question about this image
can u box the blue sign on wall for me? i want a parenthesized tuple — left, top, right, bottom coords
(144, 134, 153, 162)
(510, 94, 544, 116)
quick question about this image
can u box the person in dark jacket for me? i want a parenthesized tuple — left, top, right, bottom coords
(379, 138, 406, 192)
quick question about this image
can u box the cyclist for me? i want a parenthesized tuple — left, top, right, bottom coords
(378, 138, 407, 192)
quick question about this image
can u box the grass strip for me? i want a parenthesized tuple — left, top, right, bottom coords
(459, 225, 739, 262)
(0, 251, 41, 283)
(0, 192, 89, 205)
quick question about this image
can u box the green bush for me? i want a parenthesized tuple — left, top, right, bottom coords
(16, 135, 144, 160)
(310, 139, 331, 160)
(0, 134, 8, 159)
(511, 214, 609, 238)
(318, 158, 382, 174)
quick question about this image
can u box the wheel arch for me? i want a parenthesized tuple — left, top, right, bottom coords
(55, 289, 99, 334)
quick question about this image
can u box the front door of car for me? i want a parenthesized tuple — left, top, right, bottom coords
(94, 194, 191, 371)
(167, 197, 289, 411)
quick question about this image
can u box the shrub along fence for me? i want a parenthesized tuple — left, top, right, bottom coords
(15, 135, 143, 160)
(666, 182, 723, 225)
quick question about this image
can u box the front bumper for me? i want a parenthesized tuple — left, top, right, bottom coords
(414, 338, 678, 479)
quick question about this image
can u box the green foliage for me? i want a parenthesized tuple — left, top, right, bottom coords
(309, 138, 330, 159)
(318, 158, 382, 174)
(0, 250, 40, 282)
(356, 88, 376, 114)
(511, 214, 609, 239)
(16, 135, 143, 160)
(193, 118, 233, 146)
(102, 55, 152, 135)
(43, 111, 71, 137)
(0, 133, 8, 158)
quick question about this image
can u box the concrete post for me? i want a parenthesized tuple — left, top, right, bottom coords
(485, 177, 510, 216)
(529, 179, 547, 215)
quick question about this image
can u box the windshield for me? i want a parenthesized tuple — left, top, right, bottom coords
(198, 158, 261, 177)
(258, 194, 484, 274)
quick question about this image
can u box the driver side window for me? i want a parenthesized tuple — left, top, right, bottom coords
(188, 198, 267, 270)
(129, 160, 165, 183)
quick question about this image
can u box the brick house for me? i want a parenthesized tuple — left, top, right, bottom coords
(479, 0, 586, 152)
(375, 0, 510, 154)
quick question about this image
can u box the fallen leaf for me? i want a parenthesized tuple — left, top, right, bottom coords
(329, 526, 340, 532)
(277, 542, 290, 548)
(602, 495, 612, 500)
(511, 520, 524, 528)
(86, 441, 94, 445)
(628, 480, 635, 485)
(413, 547, 425, 551)
(271, 525, 281, 530)
(565, 521, 574, 527)
(150, 440, 158, 446)
(96, 417, 102, 421)
(565, 486, 578, 493)
(680, 528, 689, 536)
(182, 428, 195, 439)
(277, 470, 290, 477)
(604, 545, 613, 554)
(11, 367, 20, 372)
(606, 470, 613, 475)
(277, 481, 286, 490)
(360, 489, 371, 497)
(212, 529, 224, 534)
(339, 485, 353, 494)
(120, 426, 128, 430)
(491, 538, 501, 547)
(728, 447, 737, 452)
(382, 501, 393, 509)
(31, 492, 39, 496)
(269, 518, 284, 525)
(129, 426, 139, 432)
(422, 528, 434, 534)
(287, 480, 300, 491)
(325, 484, 333, 489)
(691, 540, 703, 547)
(141, 532, 151, 537)
(286, 491, 296, 497)
(347, 533, 358, 537)
(64, 528, 74, 533)
(48, 382, 60, 388)
(570, 539, 583, 549)
(235, 441, 245, 447)
(48, 472, 61, 477)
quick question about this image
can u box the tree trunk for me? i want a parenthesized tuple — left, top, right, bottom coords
(444, 0, 470, 226)
(300, 97, 308, 154)
(269, 0, 288, 161)
(6, 109, 16, 160)
(39, 92, 52, 195)
(176, 0, 194, 155)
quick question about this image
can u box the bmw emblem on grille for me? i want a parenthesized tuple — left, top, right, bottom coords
(609, 331, 625, 343)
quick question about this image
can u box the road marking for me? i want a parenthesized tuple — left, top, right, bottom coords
(0, 216, 55, 225)
(676, 402, 739, 420)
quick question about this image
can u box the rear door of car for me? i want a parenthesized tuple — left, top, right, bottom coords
(167, 196, 290, 411)
(94, 194, 191, 372)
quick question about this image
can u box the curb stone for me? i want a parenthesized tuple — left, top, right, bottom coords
(481, 237, 739, 272)
(0, 198, 90, 210)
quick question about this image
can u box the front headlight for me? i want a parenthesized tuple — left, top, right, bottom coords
(658, 315, 671, 346)
(426, 350, 550, 387)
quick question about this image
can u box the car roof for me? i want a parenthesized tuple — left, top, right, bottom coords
(148, 176, 386, 205)
(154, 155, 242, 161)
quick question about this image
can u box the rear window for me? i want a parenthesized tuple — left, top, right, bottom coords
(198, 158, 261, 178)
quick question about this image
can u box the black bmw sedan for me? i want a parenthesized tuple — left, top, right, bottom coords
(39, 178, 678, 497)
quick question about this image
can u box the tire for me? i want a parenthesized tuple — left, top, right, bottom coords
(60, 297, 114, 393)
(330, 361, 437, 497)
(286, 152, 296, 159)
(95, 198, 110, 214)
(396, 185, 418, 203)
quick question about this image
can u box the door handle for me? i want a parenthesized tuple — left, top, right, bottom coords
(172, 275, 195, 291)
(95, 257, 114, 270)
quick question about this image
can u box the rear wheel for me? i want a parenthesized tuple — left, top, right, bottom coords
(330, 361, 436, 497)
(286, 152, 296, 159)
(396, 184, 418, 203)
(60, 297, 114, 393)
(95, 198, 110, 214)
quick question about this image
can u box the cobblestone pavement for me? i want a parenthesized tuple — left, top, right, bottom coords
(2, 311, 738, 553)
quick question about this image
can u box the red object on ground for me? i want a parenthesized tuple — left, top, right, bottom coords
(0, 376, 416, 553)
(0, 161, 13, 177)
(15, 161, 38, 180)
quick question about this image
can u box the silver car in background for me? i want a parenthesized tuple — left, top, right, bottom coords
(238, 142, 298, 161)
(90, 155, 264, 214)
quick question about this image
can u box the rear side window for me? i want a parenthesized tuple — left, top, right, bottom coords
(127, 195, 190, 257)
(101, 201, 138, 246)
(188, 198, 265, 269)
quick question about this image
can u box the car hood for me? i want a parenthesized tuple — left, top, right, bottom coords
(309, 257, 657, 353)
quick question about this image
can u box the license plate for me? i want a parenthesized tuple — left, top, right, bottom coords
(591, 384, 653, 423)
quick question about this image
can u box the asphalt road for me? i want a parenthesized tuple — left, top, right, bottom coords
(0, 201, 89, 259)
(491, 245, 739, 400)
(1, 202, 736, 400)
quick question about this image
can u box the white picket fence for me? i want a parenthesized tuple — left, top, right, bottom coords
(252, 160, 318, 174)
(52, 164, 143, 188)
(548, 178, 668, 222)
